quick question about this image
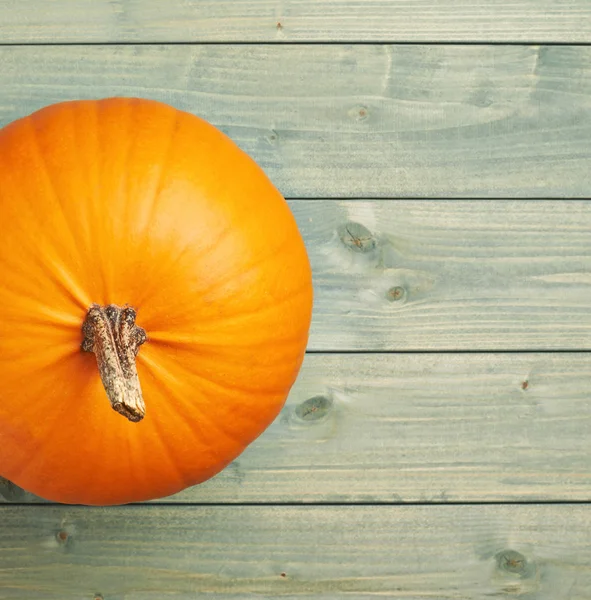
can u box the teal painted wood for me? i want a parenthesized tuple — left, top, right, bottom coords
(2, 352, 591, 505)
(0, 504, 588, 598)
(1, 45, 590, 198)
(290, 199, 591, 350)
(2, 0, 591, 43)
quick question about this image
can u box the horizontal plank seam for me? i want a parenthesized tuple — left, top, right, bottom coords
(2, 41, 591, 48)
(130, 500, 591, 507)
(3, 500, 591, 508)
(305, 349, 591, 355)
(285, 197, 591, 202)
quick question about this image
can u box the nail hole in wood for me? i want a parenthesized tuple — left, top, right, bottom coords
(349, 104, 370, 122)
(355, 105, 369, 121)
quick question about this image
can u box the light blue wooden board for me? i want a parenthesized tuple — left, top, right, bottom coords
(290, 199, 591, 350)
(0, 504, 589, 599)
(0, 45, 590, 198)
(2, 0, 591, 43)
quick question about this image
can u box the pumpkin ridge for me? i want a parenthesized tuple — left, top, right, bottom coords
(24, 115, 85, 278)
(142, 405, 195, 498)
(72, 100, 101, 274)
(155, 375, 256, 466)
(193, 242, 308, 306)
(139, 350, 279, 451)
(138, 352, 238, 450)
(141, 108, 181, 238)
(18, 116, 92, 311)
(132, 220, 235, 310)
(46, 258, 92, 311)
(116, 100, 136, 248)
(0, 291, 81, 329)
(139, 362, 223, 492)
(1, 373, 87, 489)
(145, 283, 311, 345)
(140, 348, 294, 398)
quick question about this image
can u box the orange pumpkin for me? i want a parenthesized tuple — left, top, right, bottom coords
(0, 98, 313, 505)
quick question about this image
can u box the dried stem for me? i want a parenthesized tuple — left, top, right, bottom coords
(82, 304, 147, 422)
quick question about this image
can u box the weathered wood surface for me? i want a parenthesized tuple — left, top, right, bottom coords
(292, 199, 591, 350)
(0, 504, 588, 599)
(1, 45, 590, 198)
(2, 0, 591, 43)
(3, 353, 591, 505)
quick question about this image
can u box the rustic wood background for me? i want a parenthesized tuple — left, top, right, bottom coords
(2, 1, 591, 598)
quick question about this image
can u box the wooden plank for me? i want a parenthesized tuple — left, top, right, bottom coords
(1, 45, 590, 198)
(2, 0, 591, 43)
(293, 199, 591, 350)
(3, 353, 591, 504)
(0, 504, 588, 598)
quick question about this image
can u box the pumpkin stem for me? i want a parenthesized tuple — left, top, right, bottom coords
(81, 304, 147, 423)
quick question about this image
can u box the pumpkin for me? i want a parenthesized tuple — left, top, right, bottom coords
(0, 98, 313, 505)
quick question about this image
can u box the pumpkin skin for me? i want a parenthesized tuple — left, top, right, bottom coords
(0, 98, 313, 505)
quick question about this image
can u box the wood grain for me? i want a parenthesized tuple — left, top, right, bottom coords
(3, 353, 591, 505)
(1, 45, 590, 198)
(0, 504, 588, 598)
(292, 199, 591, 350)
(2, 0, 591, 43)
(299, 199, 591, 349)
